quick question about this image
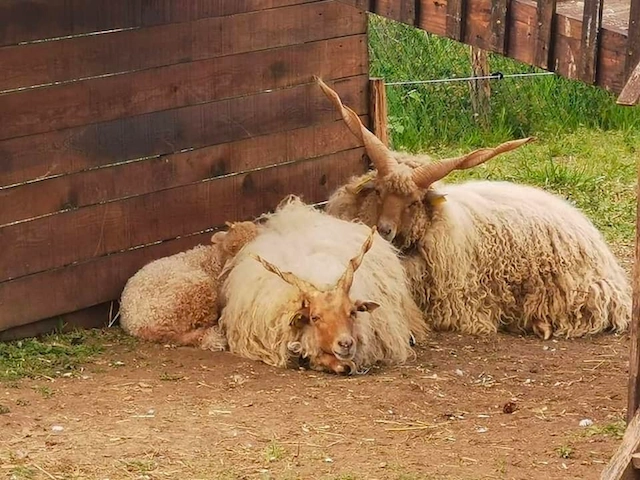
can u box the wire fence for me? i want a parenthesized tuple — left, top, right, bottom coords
(367, 14, 639, 152)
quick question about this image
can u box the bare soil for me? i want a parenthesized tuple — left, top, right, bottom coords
(0, 329, 630, 480)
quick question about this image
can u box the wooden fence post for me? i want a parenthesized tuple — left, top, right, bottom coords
(369, 77, 390, 147)
(469, 46, 491, 128)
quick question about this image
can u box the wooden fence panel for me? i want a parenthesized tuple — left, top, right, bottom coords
(414, 0, 627, 93)
(578, 0, 604, 84)
(0, 0, 371, 334)
(0, 35, 367, 141)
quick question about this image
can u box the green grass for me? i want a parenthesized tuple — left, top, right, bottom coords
(0, 328, 127, 382)
(368, 14, 640, 245)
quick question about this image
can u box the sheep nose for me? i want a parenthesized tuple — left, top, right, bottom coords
(377, 223, 394, 240)
(338, 338, 354, 350)
(378, 225, 391, 237)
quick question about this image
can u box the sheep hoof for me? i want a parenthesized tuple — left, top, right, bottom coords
(533, 321, 553, 341)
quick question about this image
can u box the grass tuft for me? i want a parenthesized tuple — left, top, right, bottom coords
(0, 328, 125, 382)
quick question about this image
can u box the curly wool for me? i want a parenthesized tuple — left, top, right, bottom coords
(326, 161, 631, 339)
(119, 222, 258, 348)
(218, 196, 427, 371)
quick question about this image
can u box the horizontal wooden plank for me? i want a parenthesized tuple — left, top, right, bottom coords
(0, 34, 367, 141)
(0, 0, 364, 93)
(0, 0, 318, 47)
(0, 117, 368, 226)
(0, 74, 368, 189)
(0, 148, 369, 330)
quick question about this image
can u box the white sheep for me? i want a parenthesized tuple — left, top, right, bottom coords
(216, 195, 428, 374)
(316, 77, 631, 339)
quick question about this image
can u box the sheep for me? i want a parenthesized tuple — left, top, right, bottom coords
(316, 76, 631, 340)
(216, 195, 428, 374)
(119, 221, 259, 348)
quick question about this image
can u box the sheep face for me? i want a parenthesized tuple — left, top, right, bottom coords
(290, 289, 379, 372)
(253, 226, 380, 375)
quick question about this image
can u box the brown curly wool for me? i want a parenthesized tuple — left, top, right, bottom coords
(119, 221, 259, 348)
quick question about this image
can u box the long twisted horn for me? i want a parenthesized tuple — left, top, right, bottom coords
(251, 254, 318, 294)
(411, 137, 535, 189)
(337, 226, 377, 292)
(315, 76, 398, 177)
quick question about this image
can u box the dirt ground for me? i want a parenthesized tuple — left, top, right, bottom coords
(0, 328, 630, 480)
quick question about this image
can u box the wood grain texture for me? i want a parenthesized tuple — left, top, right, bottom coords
(0, 74, 368, 188)
(0, 148, 369, 330)
(0, 1, 364, 92)
(0, 34, 367, 141)
(627, 165, 640, 425)
(489, 0, 510, 53)
(617, 59, 640, 105)
(534, 0, 557, 69)
(374, 0, 416, 24)
(446, 0, 467, 40)
(599, 410, 640, 480)
(0, 77, 369, 281)
(0, 0, 317, 47)
(578, 0, 604, 84)
(0, 117, 368, 226)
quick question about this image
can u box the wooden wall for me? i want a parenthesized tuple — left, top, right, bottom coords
(0, 0, 371, 338)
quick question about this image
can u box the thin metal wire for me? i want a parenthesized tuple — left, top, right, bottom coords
(385, 71, 556, 86)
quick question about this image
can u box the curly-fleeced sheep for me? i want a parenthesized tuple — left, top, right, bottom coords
(119, 221, 259, 348)
(316, 77, 631, 340)
(217, 196, 428, 374)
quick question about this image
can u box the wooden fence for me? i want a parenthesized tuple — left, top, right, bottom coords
(0, 0, 371, 339)
(343, 0, 639, 96)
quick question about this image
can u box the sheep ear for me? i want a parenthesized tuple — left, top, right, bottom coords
(355, 300, 380, 313)
(211, 231, 227, 244)
(346, 171, 377, 195)
(425, 190, 447, 206)
(290, 298, 310, 327)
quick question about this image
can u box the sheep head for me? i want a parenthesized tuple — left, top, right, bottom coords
(315, 76, 534, 243)
(251, 226, 380, 374)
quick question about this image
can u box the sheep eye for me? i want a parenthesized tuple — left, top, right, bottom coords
(310, 315, 320, 323)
